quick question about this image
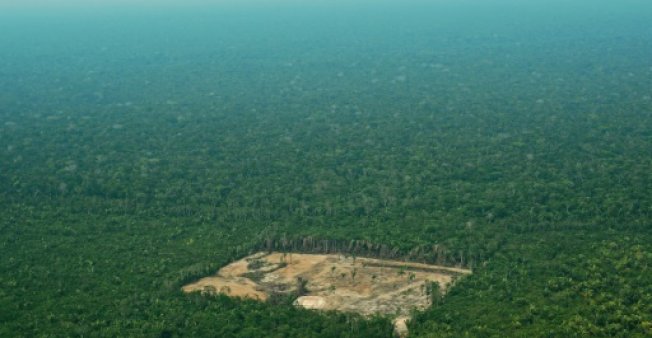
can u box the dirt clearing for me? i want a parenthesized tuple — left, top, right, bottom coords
(183, 252, 471, 336)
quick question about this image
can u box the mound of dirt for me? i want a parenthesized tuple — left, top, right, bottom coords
(294, 296, 327, 309)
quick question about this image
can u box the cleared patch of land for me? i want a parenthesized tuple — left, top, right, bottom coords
(183, 252, 471, 335)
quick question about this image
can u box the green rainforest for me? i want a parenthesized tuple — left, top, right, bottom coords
(1, 1, 651, 337)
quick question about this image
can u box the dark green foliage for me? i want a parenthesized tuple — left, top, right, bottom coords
(427, 281, 441, 306)
(410, 231, 652, 337)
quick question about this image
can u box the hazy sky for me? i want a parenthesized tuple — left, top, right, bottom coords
(0, 0, 312, 9)
(0, 0, 359, 7)
(0, 0, 465, 10)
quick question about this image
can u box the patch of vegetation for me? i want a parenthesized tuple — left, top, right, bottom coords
(296, 277, 309, 296)
(247, 259, 268, 271)
(242, 271, 266, 283)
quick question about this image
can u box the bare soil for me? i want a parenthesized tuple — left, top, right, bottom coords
(183, 252, 471, 336)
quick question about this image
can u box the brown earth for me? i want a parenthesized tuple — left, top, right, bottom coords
(182, 252, 471, 336)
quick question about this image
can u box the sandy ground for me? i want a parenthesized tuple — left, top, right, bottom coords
(183, 252, 471, 336)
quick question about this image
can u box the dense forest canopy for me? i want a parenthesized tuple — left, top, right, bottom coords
(1, 2, 651, 337)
